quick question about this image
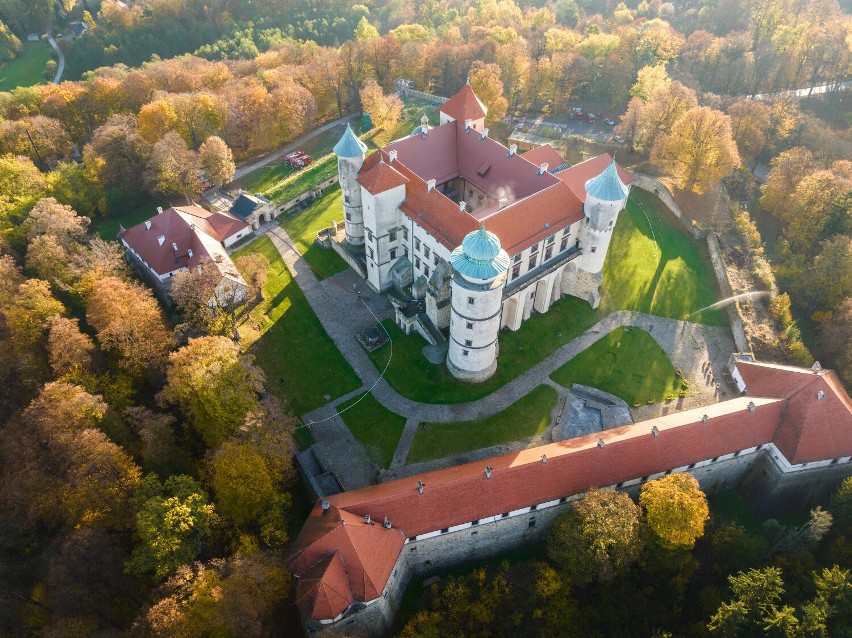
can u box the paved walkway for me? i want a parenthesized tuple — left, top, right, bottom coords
(47, 35, 64, 84)
(264, 224, 737, 488)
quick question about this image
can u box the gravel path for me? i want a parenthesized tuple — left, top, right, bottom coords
(47, 35, 64, 84)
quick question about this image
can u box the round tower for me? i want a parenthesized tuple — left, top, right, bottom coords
(578, 159, 630, 274)
(333, 124, 368, 246)
(447, 226, 510, 383)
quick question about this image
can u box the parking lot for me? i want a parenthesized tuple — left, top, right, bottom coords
(508, 112, 622, 144)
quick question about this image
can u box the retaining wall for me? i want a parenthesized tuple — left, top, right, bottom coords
(277, 175, 339, 215)
(706, 233, 751, 354)
(631, 173, 706, 239)
(399, 88, 448, 104)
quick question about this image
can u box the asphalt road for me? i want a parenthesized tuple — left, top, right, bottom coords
(47, 35, 64, 84)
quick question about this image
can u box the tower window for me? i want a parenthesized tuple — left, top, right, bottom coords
(466, 321, 473, 329)
(389, 230, 397, 242)
(390, 248, 397, 259)
(424, 246, 430, 259)
(585, 217, 590, 224)
(368, 248, 374, 259)
(415, 238, 421, 251)
(424, 266, 430, 277)
(345, 212, 351, 221)
(344, 195, 350, 204)
(415, 257, 421, 269)
(591, 247, 597, 253)
(465, 339, 472, 346)
(462, 350, 469, 356)
(434, 254, 440, 266)
(404, 247, 409, 258)
(402, 228, 409, 240)
(367, 229, 373, 241)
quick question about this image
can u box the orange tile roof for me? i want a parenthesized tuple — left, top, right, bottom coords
(356, 159, 409, 195)
(439, 84, 487, 122)
(295, 552, 353, 621)
(172, 205, 248, 243)
(521, 144, 567, 169)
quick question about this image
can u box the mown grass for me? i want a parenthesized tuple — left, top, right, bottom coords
(0, 41, 53, 92)
(407, 385, 558, 463)
(339, 393, 406, 468)
(278, 186, 348, 280)
(550, 326, 685, 405)
(91, 193, 162, 240)
(233, 236, 360, 423)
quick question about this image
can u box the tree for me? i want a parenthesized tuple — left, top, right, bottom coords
(124, 407, 188, 478)
(470, 62, 509, 124)
(198, 136, 235, 187)
(159, 336, 264, 447)
(127, 474, 217, 580)
(46, 316, 96, 377)
(137, 98, 181, 144)
(354, 16, 380, 42)
(819, 303, 852, 389)
(84, 114, 151, 193)
(24, 197, 90, 251)
(651, 107, 740, 193)
(630, 63, 669, 102)
(86, 276, 171, 376)
(798, 237, 852, 313)
(235, 253, 269, 302)
(768, 507, 833, 556)
(359, 78, 402, 134)
(708, 567, 796, 636)
(269, 78, 318, 142)
(759, 147, 818, 219)
(170, 258, 244, 336)
(547, 488, 645, 584)
(634, 81, 698, 154)
(209, 442, 275, 526)
(145, 131, 202, 198)
(728, 100, 772, 168)
(0, 116, 72, 169)
(25, 234, 74, 285)
(640, 473, 709, 549)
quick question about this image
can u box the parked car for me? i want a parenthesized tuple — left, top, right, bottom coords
(284, 151, 312, 168)
(586, 113, 596, 123)
(613, 135, 625, 144)
(604, 118, 616, 126)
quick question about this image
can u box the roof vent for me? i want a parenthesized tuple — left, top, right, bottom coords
(427, 179, 436, 192)
(498, 197, 508, 209)
(145, 220, 152, 230)
(541, 454, 547, 464)
(364, 514, 372, 525)
(480, 128, 489, 140)
(321, 500, 330, 511)
(464, 119, 473, 131)
(389, 149, 397, 163)
(545, 223, 550, 229)
(538, 162, 549, 175)
(417, 480, 425, 495)
(421, 115, 428, 126)
(187, 248, 193, 258)
(598, 438, 605, 448)
(817, 390, 826, 400)
(157, 206, 163, 214)
(172, 242, 178, 252)
(507, 144, 517, 157)
(812, 361, 822, 373)
(702, 414, 709, 424)
(157, 234, 165, 246)
(748, 401, 756, 413)
(485, 466, 492, 479)
(652, 425, 659, 438)
(383, 516, 392, 529)
(459, 200, 467, 212)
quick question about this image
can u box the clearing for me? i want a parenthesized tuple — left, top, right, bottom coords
(0, 41, 53, 92)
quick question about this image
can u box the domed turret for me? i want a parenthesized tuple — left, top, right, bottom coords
(334, 124, 368, 245)
(579, 159, 630, 274)
(447, 226, 509, 383)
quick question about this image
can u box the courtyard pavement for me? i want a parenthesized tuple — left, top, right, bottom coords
(265, 225, 738, 489)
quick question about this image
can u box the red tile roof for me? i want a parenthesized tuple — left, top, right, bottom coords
(295, 552, 353, 621)
(356, 159, 409, 195)
(172, 205, 248, 243)
(521, 144, 567, 169)
(439, 84, 487, 123)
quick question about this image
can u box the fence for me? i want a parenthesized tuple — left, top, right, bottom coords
(399, 88, 448, 104)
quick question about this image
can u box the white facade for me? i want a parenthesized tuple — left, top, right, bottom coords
(447, 270, 507, 381)
(339, 154, 366, 245)
(579, 190, 628, 274)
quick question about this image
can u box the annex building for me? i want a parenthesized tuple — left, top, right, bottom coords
(333, 84, 633, 382)
(288, 358, 852, 636)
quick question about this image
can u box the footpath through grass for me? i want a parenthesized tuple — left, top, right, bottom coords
(278, 186, 348, 280)
(0, 41, 52, 91)
(550, 326, 685, 405)
(339, 393, 406, 468)
(233, 236, 360, 422)
(407, 385, 558, 464)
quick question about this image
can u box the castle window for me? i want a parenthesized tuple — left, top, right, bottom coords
(389, 230, 397, 242)
(434, 254, 440, 266)
(591, 247, 597, 253)
(424, 266, 430, 277)
(544, 246, 553, 261)
(562, 227, 571, 237)
(529, 518, 536, 528)
(368, 248, 375, 259)
(501, 512, 509, 518)
(528, 255, 538, 269)
(344, 194, 350, 204)
(531, 243, 539, 254)
(404, 247, 409, 258)
(513, 253, 521, 263)
(345, 212, 351, 221)
(441, 528, 449, 533)
(756, 444, 763, 451)
(465, 339, 472, 347)
(560, 237, 568, 251)
(512, 264, 521, 279)
(424, 246, 430, 259)
(641, 476, 649, 482)
(462, 350, 469, 356)
(468, 296, 475, 305)
(471, 519, 479, 526)
(585, 217, 590, 224)
(390, 248, 397, 259)
(415, 257, 421, 269)
(546, 234, 555, 245)
(609, 220, 614, 227)
(402, 228, 408, 240)
(367, 229, 374, 241)
(712, 456, 719, 463)
(466, 322, 473, 329)
(415, 238, 421, 251)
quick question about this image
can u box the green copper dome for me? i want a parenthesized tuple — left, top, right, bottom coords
(585, 159, 629, 202)
(333, 123, 367, 158)
(450, 226, 510, 281)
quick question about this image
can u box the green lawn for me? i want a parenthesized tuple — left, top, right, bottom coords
(601, 189, 727, 326)
(0, 41, 53, 92)
(407, 385, 558, 464)
(278, 186, 348, 280)
(240, 154, 338, 206)
(91, 193, 161, 240)
(233, 236, 360, 421)
(339, 393, 406, 467)
(549, 326, 685, 405)
(368, 295, 598, 404)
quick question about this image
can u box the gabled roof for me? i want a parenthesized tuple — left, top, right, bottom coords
(172, 205, 248, 243)
(356, 159, 409, 195)
(521, 144, 567, 170)
(295, 552, 353, 621)
(439, 84, 487, 123)
(229, 193, 266, 220)
(333, 123, 368, 158)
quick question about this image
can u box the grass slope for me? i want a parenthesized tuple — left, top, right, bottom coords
(549, 326, 685, 405)
(91, 193, 161, 240)
(0, 41, 52, 92)
(339, 393, 406, 468)
(407, 385, 558, 464)
(233, 236, 360, 422)
(278, 186, 348, 280)
(601, 189, 726, 326)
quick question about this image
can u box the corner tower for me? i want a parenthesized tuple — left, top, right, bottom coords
(447, 226, 510, 383)
(333, 124, 368, 246)
(579, 159, 630, 274)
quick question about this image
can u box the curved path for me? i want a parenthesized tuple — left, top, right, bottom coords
(266, 226, 737, 487)
(47, 35, 64, 84)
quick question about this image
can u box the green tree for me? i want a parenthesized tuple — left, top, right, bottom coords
(159, 336, 264, 447)
(359, 78, 402, 136)
(630, 63, 669, 102)
(548, 488, 645, 584)
(640, 473, 709, 549)
(144, 131, 201, 198)
(127, 474, 217, 580)
(470, 62, 509, 124)
(209, 442, 275, 526)
(708, 567, 798, 636)
(198, 135, 235, 187)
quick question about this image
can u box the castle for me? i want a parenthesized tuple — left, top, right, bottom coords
(288, 357, 852, 636)
(333, 84, 632, 382)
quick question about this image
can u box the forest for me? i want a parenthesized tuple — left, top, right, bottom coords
(0, 0, 850, 635)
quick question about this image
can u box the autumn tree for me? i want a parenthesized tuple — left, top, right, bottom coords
(86, 276, 172, 376)
(0, 115, 72, 169)
(818, 299, 852, 387)
(84, 114, 151, 193)
(235, 253, 269, 302)
(46, 316, 96, 377)
(137, 98, 181, 144)
(640, 473, 709, 549)
(159, 336, 264, 447)
(172, 92, 225, 149)
(269, 78, 317, 142)
(359, 78, 402, 134)
(651, 107, 740, 193)
(548, 488, 645, 585)
(470, 62, 509, 124)
(793, 236, 852, 313)
(145, 131, 202, 198)
(759, 147, 818, 219)
(198, 135, 235, 187)
(124, 407, 188, 478)
(209, 442, 275, 526)
(728, 100, 771, 168)
(127, 474, 217, 580)
(633, 81, 698, 154)
(630, 63, 669, 102)
(24, 197, 90, 251)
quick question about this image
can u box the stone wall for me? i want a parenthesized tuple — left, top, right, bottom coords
(706, 233, 751, 354)
(631, 173, 706, 239)
(399, 88, 448, 104)
(277, 175, 339, 215)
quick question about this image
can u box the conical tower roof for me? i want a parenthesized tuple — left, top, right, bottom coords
(585, 159, 629, 202)
(333, 123, 367, 158)
(450, 226, 510, 281)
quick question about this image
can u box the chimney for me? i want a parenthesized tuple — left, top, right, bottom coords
(364, 514, 372, 525)
(464, 119, 473, 131)
(157, 234, 165, 246)
(187, 248, 193, 258)
(702, 414, 709, 423)
(498, 197, 508, 209)
(538, 162, 549, 175)
(417, 480, 425, 495)
(389, 149, 397, 163)
(383, 516, 392, 529)
(541, 454, 547, 464)
(459, 200, 467, 212)
(321, 501, 330, 512)
(421, 115, 428, 126)
(145, 219, 152, 230)
(427, 178, 436, 192)
(652, 425, 659, 438)
(480, 128, 489, 140)
(598, 438, 605, 448)
(157, 206, 163, 214)
(172, 242, 178, 252)
(747, 401, 756, 413)
(485, 466, 492, 479)
(508, 144, 517, 156)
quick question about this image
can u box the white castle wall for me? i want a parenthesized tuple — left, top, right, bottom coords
(361, 185, 406, 292)
(579, 192, 626, 274)
(338, 155, 366, 245)
(447, 271, 506, 382)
